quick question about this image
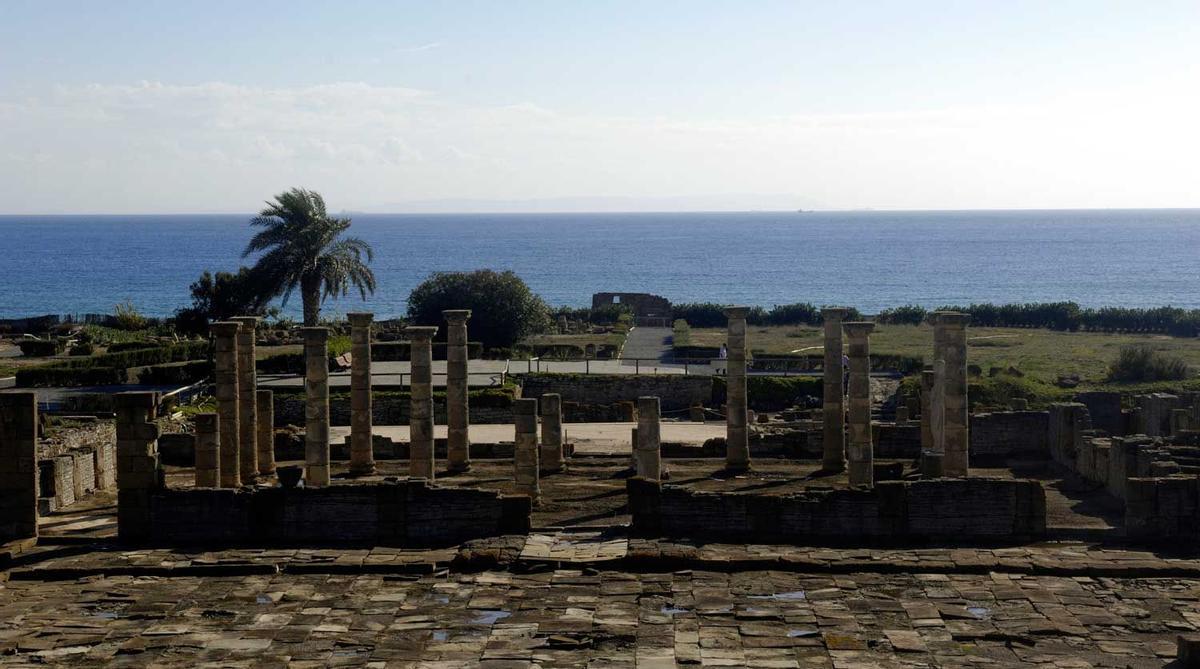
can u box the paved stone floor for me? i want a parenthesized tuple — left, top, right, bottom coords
(0, 567, 1193, 667)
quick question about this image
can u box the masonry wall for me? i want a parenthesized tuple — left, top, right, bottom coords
(124, 478, 530, 546)
(628, 477, 1046, 542)
(274, 395, 513, 427)
(1125, 476, 1200, 540)
(969, 411, 1049, 461)
(520, 374, 711, 412)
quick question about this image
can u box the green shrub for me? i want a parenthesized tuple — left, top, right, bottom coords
(17, 366, 124, 387)
(137, 361, 213, 385)
(17, 339, 61, 357)
(68, 343, 95, 356)
(876, 304, 927, 325)
(106, 341, 158, 353)
(672, 319, 692, 348)
(1108, 344, 1190, 382)
(15, 341, 210, 387)
(712, 375, 822, 411)
(113, 300, 148, 331)
(407, 270, 551, 349)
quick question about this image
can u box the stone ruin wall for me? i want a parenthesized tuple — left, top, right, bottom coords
(627, 477, 1046, 542)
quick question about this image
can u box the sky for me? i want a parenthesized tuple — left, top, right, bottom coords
(1, 1, 1198, 214)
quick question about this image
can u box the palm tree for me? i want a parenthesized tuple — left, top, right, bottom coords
(243, 188, 376, 325)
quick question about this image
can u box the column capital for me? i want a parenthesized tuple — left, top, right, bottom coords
(821, 307, 851, 320)
(347, 312, 374, 327)
(211, 321, 242, 338)
(443, 309, 472, 324)
(723, 306, 750, 319)
(405, 325, 439, 340)
(843, 321, 876, 337)
(301, 326, 330, 342)
(932, 311, 971, 328)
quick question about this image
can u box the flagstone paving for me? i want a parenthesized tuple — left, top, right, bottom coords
(0, 567, 1193, 666)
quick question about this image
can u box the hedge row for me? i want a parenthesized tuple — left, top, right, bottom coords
(371, 341, 485, 361)
(673, 303, 863, 328)
(712, 375, 823, 411)
(16, 341, 210, 387)
(137, 360, 213, 385)
(17, 339, 62, 357)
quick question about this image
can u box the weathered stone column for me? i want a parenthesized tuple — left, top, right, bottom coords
(844, 322, 875, 486)
(347, 312, 376, 476)
(0, 392, 39, 542)
(211, 321, 241, 488)
(821, 307, 850, 471)
(444, 309, 472, 472)
(636, 396, 663, 480)
(407, 326, 438, 479)
(302, 327, 331, 487)
(230, 316, 259, 485)
(194, 412, 220, 487)
(724, 306, 751, 472)
(256, 389, 275, 475)
(513, 398, 540, 503)
(114, 391, 160, 541)
(919, 368, 935, 451)
(934, 312, 971, 476)
(539, 393, 564, 473)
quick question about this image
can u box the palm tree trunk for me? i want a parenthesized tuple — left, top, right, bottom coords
(301, 274, 321, 326)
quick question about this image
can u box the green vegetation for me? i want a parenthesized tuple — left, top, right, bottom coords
(673, 302, 861, 328)
(243, 188, 377, 326)
(256, 335, 352, 374)
(1108, 344, 1189, 382)
(408, 269, 550, 349)
(174, 267, 274, 335)
(113, 300, 149, 331)
(672, 319, 691, 347)
(17, 339, 62, 357)
(713, 375, 823, 411)
(16, 341, 210, 387)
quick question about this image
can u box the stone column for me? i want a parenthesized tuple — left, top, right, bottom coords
(407, 326, 438, 479)
(934, 312, 971, 476)
(114, 391, 160, 541)
(539, 393, 564, 473)
(347, 312, 376, 476)
(230, 316, 259, 485)
(0, 392, 39, 542)
(211, 321, 241, 488)
(821, 307, 850, 471)
(194, 412, 220, 487)
(513, 398, 540, 503)
(723, 306, 751, 472)
(443, 309, 472, 472)
(302, 327, 331, 487)
(256, 390, 275, 475)
(844, 322, 875, 486)
(636, 396, 663, 480)
(919, 368, 935, 451)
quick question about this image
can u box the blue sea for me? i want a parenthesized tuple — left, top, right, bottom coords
(1, 209, 1198, 319)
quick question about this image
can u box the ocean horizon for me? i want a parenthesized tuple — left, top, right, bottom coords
(2, 208, 1198, 320)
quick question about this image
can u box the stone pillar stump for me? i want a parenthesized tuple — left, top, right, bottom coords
(230, 316, 259, 485)
(114, 391, 160, 541)
(0, 393, 39, 542)
(256, 390, 275, 475)
(444, 309, 472, 472)
(934, 312, 971, 476)
(539, 393, 564, 473)
(821, 307, 849, 471)
(844, 322, 875, 487)
(723, 306, 751, 472)
(194, 412, 220, 487)
(211, 321, 241, 488)
(348, 312, 376, 476)
(513, 398, 540, 503)
(407, 326, 438, 479)
(636, 396, 663, 480)
(302, 327, 331, 487)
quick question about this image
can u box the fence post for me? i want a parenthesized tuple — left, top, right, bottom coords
(636, 359, 640, 374)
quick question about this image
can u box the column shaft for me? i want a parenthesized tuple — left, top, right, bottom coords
(348, 312, 376, 476)
(0, 393, 39, 541)
(919, 369, 935, 451)
(724, 306, 751, 471)
(444, 310, 472, 472)
(114, 392, 160, 541)
(513, 398, 540, 503)
(635, 396, 663, 480)
(821, 308, 849, 471)
(231, 317, 258, 485)
(845, 322, 875, 486)
(936, 313, 971, 476)
(194, 412, 220, 487)
(407, 326, 438, 479)
(303, 327, 331, 487)
(539, 393, 564, 473)
(212, 321, 241, 488)
(256, 390, 275, 475)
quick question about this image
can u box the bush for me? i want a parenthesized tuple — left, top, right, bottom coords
(175, 267, 275, 336)
(877, 304, 927, 325)
(712, 375, 823, 411)
(15, 341, 210, 387)
(763, 303, 821, 326)
(671, 319, 692, 348)
(17, 366, 125, 387)
(17, 339, 61, 357)
(589, 303, 633, 325)
(407, 270, 551, 349)
(113, 300, 148, 331)
(68, 343, 95, 356)
(1108, 345, 1190, 382)
(138, 360, 212, 385)
(106, 341, 158, 353)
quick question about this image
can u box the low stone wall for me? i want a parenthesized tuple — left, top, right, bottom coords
(628, 477, 1046, 543)
(970, 411, 1048, 461)
(36, 442, 115, 513)
(1125, 476, 1200, 540)
(274, 395, 513, 427)
(519, 374, 712, 412)
(124, 478, 531, 547)
(1075, 391, 1124, 436)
